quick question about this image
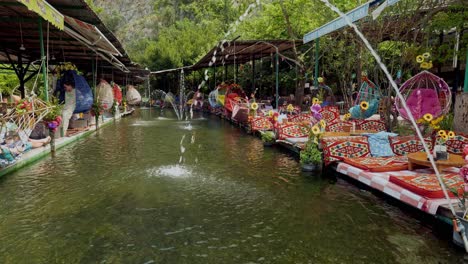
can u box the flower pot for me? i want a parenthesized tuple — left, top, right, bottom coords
(263, 141, 275, 147)
(434, 145, 448, 160)
(453, 212, 468, 248)
(301, 163, 322, 172)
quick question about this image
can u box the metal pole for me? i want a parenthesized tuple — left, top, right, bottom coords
(314, 38, 320, 88)
(39, 18, 48, 101)
(275, 50, 279, 110)
(464, 45, 468, 92)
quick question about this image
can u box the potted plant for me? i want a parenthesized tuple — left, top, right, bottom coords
(300, 120, 326, 172)
(260, 131, 275, 147)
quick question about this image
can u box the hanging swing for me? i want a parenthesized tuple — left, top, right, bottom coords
(349, 76, 381, 119)
(395, 70, 451, 121)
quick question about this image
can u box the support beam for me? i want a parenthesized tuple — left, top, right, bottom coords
(465, 45, 468, 92)
(251, 57, 255, 93)
(39, 18, 48, 101)
(314, 39, 319, 88)
(275, 51, 279, 110)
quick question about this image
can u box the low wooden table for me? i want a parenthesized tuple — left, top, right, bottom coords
(407, 152, 465, 171)
(322, 130, 377, 138)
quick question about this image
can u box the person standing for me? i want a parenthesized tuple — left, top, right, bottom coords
(62, 78, 76, 137)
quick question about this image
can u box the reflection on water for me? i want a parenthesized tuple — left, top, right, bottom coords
(0, 109, 463, 263)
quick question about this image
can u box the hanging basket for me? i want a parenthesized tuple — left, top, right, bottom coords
(395, 70, 451, 121)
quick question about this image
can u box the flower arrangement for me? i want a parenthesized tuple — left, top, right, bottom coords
(15, 99, 33, 115)
(286, 104, 294, 113)
(250, 102, 259, 111)
(416, 52, 433, 70)
(310, 100, 322, 122)
(342, 113, 351, 121)
(416, 113, 445, 135)
(91, 101, 103, 118)
(43, 97, 63, 133)
(300, 121, 325, 166)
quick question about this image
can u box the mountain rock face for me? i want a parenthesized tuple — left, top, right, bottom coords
(93, 0, 156, 46)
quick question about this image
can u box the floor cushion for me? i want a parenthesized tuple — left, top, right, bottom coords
(319, 106, 340, 124)
(251, 117, 273, 131)
(343, 156, 408, 172)
(445, 133, 468, 155)
(276, 124, 309, 140)
(389, 173, 462, 199)
(326, 121, 353, 132)
(367, 131, 398, 157)
(322, 136, 371, 166)
(356, 120, 386, 131)
(389, 136, 434, 156)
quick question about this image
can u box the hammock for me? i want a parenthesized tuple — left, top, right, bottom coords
(395, 70, 451, 121)
(126, 85, 142, 105)
(349, 77, 381, 119)
(112, 82, 123, 104)
(96, 80, 114, 110)
(55, 70, 93, 114)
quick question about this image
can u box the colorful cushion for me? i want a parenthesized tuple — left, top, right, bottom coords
(319, 106, 340, 124)
(389, 173, 462, 199)
(288, 113, 312, 123)
(250, 117, 273, 132)
(356, 120, 386, 131)
(445, 133, 468, 155)
(276, 124, 309, 140)
(343, 156, 408, 172)
(389, 136, 434, 156)
(367, 131, 397, 157)
(322, 136, 371, 166)
(326, 121, 353, 132)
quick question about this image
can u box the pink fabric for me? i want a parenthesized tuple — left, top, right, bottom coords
(399, 89, 441, 120)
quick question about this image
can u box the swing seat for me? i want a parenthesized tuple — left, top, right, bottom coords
(398, 89, 441, 120)
(349, 99, 379, 119)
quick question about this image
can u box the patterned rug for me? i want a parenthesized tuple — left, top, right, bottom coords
(343, 156, 408, 172)
(389, 173, 462, 199)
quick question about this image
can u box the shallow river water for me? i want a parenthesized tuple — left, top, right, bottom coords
(0, 109, 465, 263)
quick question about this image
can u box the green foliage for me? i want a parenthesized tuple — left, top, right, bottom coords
(0, 71, 19, 95)
(300, 142, 322, 165)
(260, 131, 275, 143)
(439, 113, 454, 131)
(44, 96, 63, 121)
(85, 0, 103, 14)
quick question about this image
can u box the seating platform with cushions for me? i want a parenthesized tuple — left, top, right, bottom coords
(389, 172, 462, 199)
(343, 156, 408, 172)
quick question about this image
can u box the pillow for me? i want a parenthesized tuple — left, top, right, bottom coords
(276, 124, 309, 140)
(356, 120, 386, 131)
(326, 121, 353, 132)
(319, 106, 340, 124)
(343, 156, 408, 172)
(389, 136, 433, 156)
(389, 173, 461, 199)
(367, 131, 397, 157)
(445, 133, 468, 155)
(322, 136, 371, 166)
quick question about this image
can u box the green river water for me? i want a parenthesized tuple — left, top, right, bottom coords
(0, 109, 465, 263)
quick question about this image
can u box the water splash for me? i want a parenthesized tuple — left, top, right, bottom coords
(148, 164, 192, 178)
(317, 0, 457, 216)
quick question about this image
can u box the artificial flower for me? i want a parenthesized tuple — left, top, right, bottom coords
(287, 104, 294, 112)
(312, 97, 320, 105)
(442, 134, 448, 140)
(343, 113, 351, 121)
(311, 125, 321, 135)
(360, 101, 369, 111)
(448, 131, 456, 138)
(320, 120, 326, 128)
(423, 52, 431, 59)
(318, 77, 324, 83)
(251, 102, 259, 111)
(268, 110, 274, 117)
(438, 130, 447, 137)
(416, 55, 424, 63)
(423, 113, 433, 122)
(421, 62, 431, 69)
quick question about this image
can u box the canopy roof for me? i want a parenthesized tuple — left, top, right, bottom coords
(0, 0, 149, 83)
(192, 40, 303, 70)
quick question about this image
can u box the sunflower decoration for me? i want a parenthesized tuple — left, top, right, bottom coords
(360, 101, 369, 111)
(416, 52, 433, 70)
(448, 131, 456, 138)
(312, 97, 321, 105)
(342, 113, 352, 121)
(320, 119, 326, 129)
(268, 110, 274, 117)
(318, 77, 324, 84)
(250, 102, 259, 111)
(438, 130, 447, 138)
(311, 125, 321, 135)
(423, 113, 433, 122)
(287, 104, 295, 113)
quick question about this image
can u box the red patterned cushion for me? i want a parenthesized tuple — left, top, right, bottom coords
(355, 120, 386, 131)
(326, 121, 353, 132)
(319, 106, 340, 124)
(389, 136, 434, 156)
(343, 156, 408, 172)
(250, 117, 273, 132)
(445, 133, 468, 155)
(389, 173, 461, 199)
(288, 113, 312, 123)
(322, 136, 371, 166)
(276, 124, 309, 140)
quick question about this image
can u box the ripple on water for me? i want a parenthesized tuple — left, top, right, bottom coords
(147, 164, 192, 178)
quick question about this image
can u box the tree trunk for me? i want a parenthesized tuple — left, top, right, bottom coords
(454, 92, 468, 134)
(295, 68, 305, 106)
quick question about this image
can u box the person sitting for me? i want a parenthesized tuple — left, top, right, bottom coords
(62, 78, 77, 137)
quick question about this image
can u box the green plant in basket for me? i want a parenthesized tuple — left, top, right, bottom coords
(300, 121, 325, 165)
(260, 131, 275, 143)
